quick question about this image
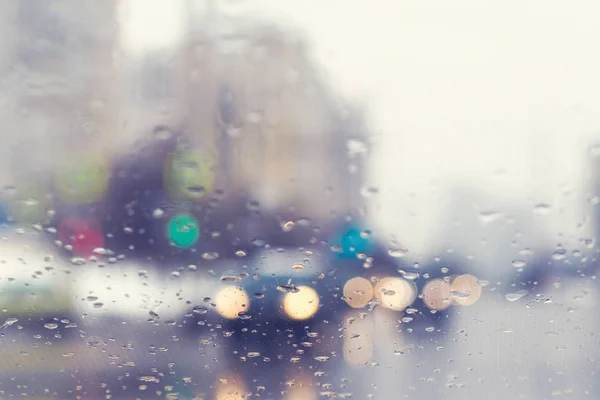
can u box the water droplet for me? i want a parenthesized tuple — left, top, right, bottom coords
(193, 306, 208, 315)
(533, 204, 551, 215)
(478, 210, 501, 224)
(92, 247, 108, 255)
(62, 352, 76, 358)
(347, 139, 368, 157)
(1, 317, 18, 329)
(186, 185, 206, 195)
(314, 355, 330, 362)
(44, 323, 59, 330)
(247, 351, 261, 358)
(451, 290, 471, 299)
(235, 250, 247, 257)
(511, 260, 527, 268)
(138, 376, 160, 383)
(505, 290, 529, 302)
(277, 284, 300, 293)
(552, 249, 567, 260)
(330, 244, 343, 253)
(202, 252, 219, 261)
(292, 264, 304, 270)
(220, 274, 241, 282)
(282, 221, 295, 232)
(152, 209, 165, 219)
(398, 270, 420, 280)
(388, 248, 408, 258)
(70, 257, 86, 266)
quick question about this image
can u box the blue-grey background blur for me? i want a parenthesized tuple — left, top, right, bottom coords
(1, 1, 600, 399)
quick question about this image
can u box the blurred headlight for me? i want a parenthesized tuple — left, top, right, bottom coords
(343, 277, 374, 308)
(283, 285, 319, 320)
(374, 277, 416, 311)
(215, 372, 247, 400)
(422, 278, 453, 311)
(450, 274, 482, 306)
(215, 286, 250, 319)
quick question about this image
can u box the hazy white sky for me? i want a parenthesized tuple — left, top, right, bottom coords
(120, 0, 600, 256)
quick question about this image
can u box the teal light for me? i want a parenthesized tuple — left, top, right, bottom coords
(166, 213, 200, 248)
(332, 226, 372, 259)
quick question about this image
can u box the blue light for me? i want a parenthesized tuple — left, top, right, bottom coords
(332, 226, 372, 259)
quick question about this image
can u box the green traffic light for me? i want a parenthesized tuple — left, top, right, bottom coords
(166, 212, 200, 248)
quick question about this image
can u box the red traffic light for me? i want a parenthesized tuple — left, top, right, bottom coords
(58, 217, 104, 258)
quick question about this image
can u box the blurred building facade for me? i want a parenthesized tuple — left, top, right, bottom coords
(6, 0, 121, 181)
(177, 8, 369, 224)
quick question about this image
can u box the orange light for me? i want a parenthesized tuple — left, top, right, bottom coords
(422, 279, 453, 311)
(451, 274, 482, 306)
(343, 277, 374, 308)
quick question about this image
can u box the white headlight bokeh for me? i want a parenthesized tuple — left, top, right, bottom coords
(374, 277, 417, 312)
(215, 285, 250, 319)
(282, 285, 320, 321)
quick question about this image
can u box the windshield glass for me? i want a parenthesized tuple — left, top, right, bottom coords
(2, 1, 600, 399)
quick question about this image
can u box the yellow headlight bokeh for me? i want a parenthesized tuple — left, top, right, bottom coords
(283, 286, 320, 321)
(343, 277, 374, 308)
(215, 286, 250, 319)
(374, 277, 416, 311)
(450, 274, 482, 306)
(215, 372, 247, 400)
(283, 374, 317, 400)
(422, 278, 453, 311)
